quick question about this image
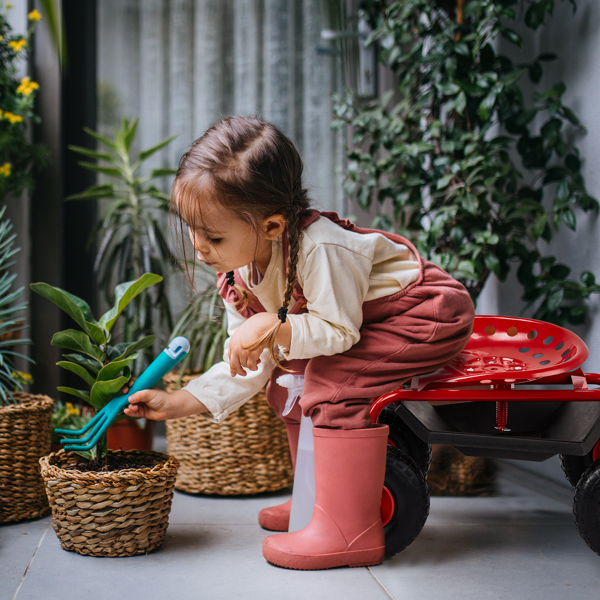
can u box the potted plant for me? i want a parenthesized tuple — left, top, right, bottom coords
(333, 0, 599, 495)
(163, 268, 294, 496)
(32, 273, 179, 557)
(0, 207, 53, 524)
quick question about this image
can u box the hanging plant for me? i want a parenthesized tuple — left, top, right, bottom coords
(333, 0, 599, 325)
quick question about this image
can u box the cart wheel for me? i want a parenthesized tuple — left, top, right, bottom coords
(560, 452, 594, 487)
(574, 459, 600, 556)
(383, 445, 430, 559)
(379, 406, 432, 476)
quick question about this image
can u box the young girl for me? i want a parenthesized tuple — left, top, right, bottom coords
(124, 115, 475, 570)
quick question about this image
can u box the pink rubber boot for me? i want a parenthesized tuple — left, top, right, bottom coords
(262, 424, 389, 570)
(258, 422, 300, 531)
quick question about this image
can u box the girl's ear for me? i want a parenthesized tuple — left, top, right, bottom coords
(262, 214, 287, 240)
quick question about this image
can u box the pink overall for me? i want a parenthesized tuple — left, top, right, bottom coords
(218, 211, 475, 430)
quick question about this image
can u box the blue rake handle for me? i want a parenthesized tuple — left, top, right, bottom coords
(56, 336, 190, 451)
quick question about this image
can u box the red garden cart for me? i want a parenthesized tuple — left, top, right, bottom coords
(372, 315, 600, 559)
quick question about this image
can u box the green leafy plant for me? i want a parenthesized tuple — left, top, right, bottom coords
(31, 273, 162, 459)
(0, 4, 47, 200)
(171, 269, 228, 386)
(68, 119, 178, 367)
(333, 0, 599, 325)
(0, 205, 32, 406)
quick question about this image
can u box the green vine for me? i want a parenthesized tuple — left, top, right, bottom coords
(333, 0, 599, 325)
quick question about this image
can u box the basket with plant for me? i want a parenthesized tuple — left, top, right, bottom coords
(32, 273, 179, 557)
(163, 270, 293, 496)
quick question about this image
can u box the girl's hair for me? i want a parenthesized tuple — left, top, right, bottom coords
(171, 115, 311, 366)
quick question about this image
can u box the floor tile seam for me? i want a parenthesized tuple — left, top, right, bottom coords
(10, 521, 51, 600)
(367, 567, 396, 599)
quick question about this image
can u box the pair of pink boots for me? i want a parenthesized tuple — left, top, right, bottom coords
(260, 422, 389, 570)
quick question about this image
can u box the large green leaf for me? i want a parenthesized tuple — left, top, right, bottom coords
(114, 336, 156, 361)
(97, 356, 137, 383)
(63, 353, 100, 375)
(99, 273, 163, 332)
(57, 361, 96, 388)
(51, 330, 104, 364)
(57, 387, 92, 404)
(30, 283, 106, 345)
(90, 376, 130, 410)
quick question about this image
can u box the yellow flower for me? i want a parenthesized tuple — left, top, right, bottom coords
(3, 112, 23, 124)
(28, 9, 42, 22)
(65, 402, 80, 416)
(8, 39, 27, 52)
(5, 3, 12, 9)
(17, 76, 39, 96)
(13, 370, 33, 383)
(0, 163, 11, 176)
(0, 36, 3, 42)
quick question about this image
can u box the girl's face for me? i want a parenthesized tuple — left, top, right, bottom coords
(185, 200, 285, 275)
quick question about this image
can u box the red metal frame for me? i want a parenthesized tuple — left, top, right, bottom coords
(370, 375, 600, 425)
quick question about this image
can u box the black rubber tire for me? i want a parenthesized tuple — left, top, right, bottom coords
(560, 452, 595, 488)
(573, 458, 600, 556)
(378, 406, 432, 476)
(383, 445, 430, 559)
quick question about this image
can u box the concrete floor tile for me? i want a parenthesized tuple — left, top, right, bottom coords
(169, 487, 292, 526)
(0, 517, 52, 600)
(18, 524, 388, 600)
(371, 491, 600, 600)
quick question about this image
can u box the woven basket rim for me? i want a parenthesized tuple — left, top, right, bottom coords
(40, 449, 179, 482)
(0, 393, 53, 415)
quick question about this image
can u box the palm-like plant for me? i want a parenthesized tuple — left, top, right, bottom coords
(68, 119, 178, 370)
(0, 206, 32, 405)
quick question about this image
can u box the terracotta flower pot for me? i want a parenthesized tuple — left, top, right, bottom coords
(107, 418, 156, 451)
(0, 393, 54, 523)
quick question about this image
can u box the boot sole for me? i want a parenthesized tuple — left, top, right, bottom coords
(263, 546, 385, 570)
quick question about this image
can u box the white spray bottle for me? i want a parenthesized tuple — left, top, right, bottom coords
(277, 373, 315, 532)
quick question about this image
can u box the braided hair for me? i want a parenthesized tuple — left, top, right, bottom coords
(171, 116, 311, 366)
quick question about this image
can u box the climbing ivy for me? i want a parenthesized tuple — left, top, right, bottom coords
(333, 0, 599, 325)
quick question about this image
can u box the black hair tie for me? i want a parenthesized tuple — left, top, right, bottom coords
(278, 307, 288, 324)
(226, 271, 235, 287)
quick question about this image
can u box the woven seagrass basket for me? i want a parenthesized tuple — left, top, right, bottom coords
(39, 450, 179, 557)
(427, 445, 497, 496)
(0, 393, 53, 524)
(164, 372, 293, 495)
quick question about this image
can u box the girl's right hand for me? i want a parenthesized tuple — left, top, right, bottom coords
(124, 389, 171, 420)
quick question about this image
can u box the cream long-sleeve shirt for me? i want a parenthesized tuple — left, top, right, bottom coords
(183, 215, 420, 423)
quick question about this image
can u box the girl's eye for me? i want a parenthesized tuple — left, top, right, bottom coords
(208, 237, 222, 245)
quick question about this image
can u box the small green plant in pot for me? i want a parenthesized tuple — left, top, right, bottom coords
(32, 273, 180, 557)
(31, 273, 162, 461)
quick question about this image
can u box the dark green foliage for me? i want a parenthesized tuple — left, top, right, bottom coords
(0, 206, 32, 405)
(333, 0, 599, 325)
(0, 8, 48, 201)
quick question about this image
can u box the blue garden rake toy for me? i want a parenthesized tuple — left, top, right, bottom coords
(56, 336, 190, 451)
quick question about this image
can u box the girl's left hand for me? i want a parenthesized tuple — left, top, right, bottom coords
(228, 313, 278, 377)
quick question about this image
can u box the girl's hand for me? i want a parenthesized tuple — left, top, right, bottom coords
(124, 389, 171, 420)
(124, 388, 209, 420)
(228, 313, 279, 376)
